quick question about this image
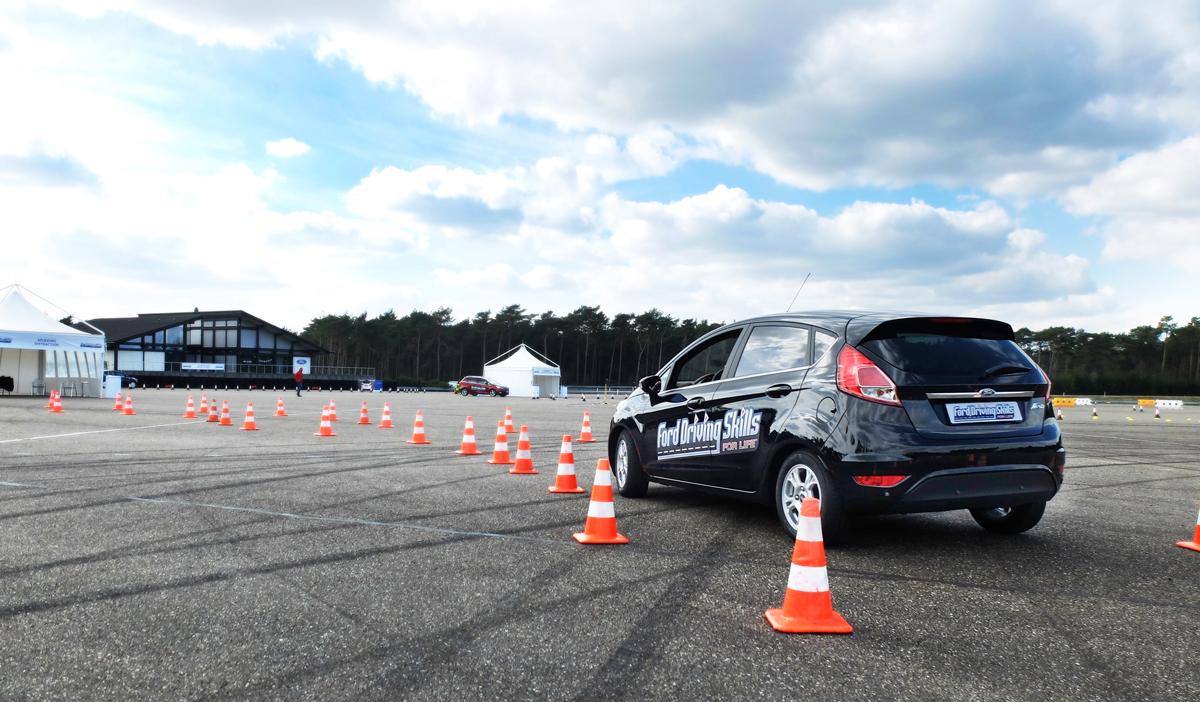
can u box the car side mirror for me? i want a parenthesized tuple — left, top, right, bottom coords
(639, 375, 663, 403)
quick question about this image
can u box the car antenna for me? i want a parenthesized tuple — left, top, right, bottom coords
(786, 273, 812, 312)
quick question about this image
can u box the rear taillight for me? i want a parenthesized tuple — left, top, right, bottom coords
(1035, 363, 1051, 402)
(852, 475, 909, 488)
(837, 345, 901, 406)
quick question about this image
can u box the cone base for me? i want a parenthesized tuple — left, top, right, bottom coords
(219, 420, 232, 426)
(240, 426, 259, 431)
(576, 438, 596, 443)
(487, 458, 515, 465)
(407, 438, 432, 444)
(313, 431, 337, 437)
(275, 412, 288, 417)
(764, 608, 853, 634)
(549, 485, 586, 494)
(183, 413, 196, 419)
(509, 467, 538, 475)
(572, 531, 629, 545)
(123, 411, 136, 416)
(358, 420, 372, 425)
(455, 448, 482, 455)
(1176, 540, 1200, 552)
(378, 423, 394, 429)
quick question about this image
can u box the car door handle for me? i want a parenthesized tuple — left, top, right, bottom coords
(765, 383, 793, 399)
(686, 396, 706, 411)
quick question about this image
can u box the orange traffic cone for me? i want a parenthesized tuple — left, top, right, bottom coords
(764, 497, 852, 634)
(240, 402, 259, 431)
(112, 392, 124, 412)
(377, 403, 395, 429)
(573, 458, 628, 544)
(487, 421, 513, 465)
(274, 397, 287, 417)
(503, 406, 515, 436)
(207, 399, 219, 422)
(183, 395, 197, 418)
(549, 435, 585, 494)
(406, 410, 431, 444)
(218, 400, 233, 426)
(509, 425, 538, 475)
(328, 398, 339, 422)
(313, 406, 336, 437)
(46, 390, 56, 409)
(578, 411, 596, 443)
(1177, 507, 1200, 553)
(1092, 407, 1099, 420)
(455, 416, 482, 455)
(49, 393, 64, 414)
(199, 395, 209, 415)
(357, 401, 372, 425)
(123, 394, 136, 416)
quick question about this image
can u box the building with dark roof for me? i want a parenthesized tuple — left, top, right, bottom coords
(81, 310, 372, 388)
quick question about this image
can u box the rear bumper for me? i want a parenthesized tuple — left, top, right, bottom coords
(833, 446, 1065, 515)
(887, 465, 1059, 513)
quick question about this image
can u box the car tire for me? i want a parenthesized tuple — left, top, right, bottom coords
(969, 501, 1046, 534)
(459, 388, 469, 397)
(489, 390, 497, 396)
(613, 430, 648, 498)
(774, 451, 849, 545)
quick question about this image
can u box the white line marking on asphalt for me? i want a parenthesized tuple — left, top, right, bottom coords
(126, 496, 567, 545)
(0, 421, 205, 444)
(0, 480, 38, 488)
(1067, 432, 1200, 449)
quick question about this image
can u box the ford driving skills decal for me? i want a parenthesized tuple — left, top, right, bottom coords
(655, 407, 762, 460)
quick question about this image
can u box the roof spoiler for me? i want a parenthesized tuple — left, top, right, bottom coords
(848, 316, 1015, 346)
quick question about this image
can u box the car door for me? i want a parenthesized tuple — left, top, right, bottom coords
(704, 323, 815, 491)
(636, 327, 746, 484)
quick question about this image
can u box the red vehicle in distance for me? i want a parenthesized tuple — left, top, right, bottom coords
(454, 376, 510, 397)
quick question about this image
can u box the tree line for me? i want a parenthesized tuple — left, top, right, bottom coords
(302, 305, 721, 388)
(1016, 315, 1200, 396)
(301, 307, 1200, 395)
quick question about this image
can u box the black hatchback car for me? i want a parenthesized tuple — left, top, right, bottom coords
(608, 311, 1065, 543)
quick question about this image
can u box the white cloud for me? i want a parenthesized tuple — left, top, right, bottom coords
(265, 137, 310, 158)
(41, 0, 1200, 195)
(1063, 137, 1200, 267)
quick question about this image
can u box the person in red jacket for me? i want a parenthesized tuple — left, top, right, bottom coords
(294, 368, 304, 397)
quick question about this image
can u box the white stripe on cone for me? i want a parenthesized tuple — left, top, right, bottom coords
(556, 462, 576, 476)
(786, 564, 831, 593)
(587, 501, 616, 519)
(796, 515, 823, 543)
(593, 467, 612, 486)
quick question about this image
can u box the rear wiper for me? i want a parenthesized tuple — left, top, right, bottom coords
(982, 363, 1032, 378)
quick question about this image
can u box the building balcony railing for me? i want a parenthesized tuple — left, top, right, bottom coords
(134, 363, 377, 378)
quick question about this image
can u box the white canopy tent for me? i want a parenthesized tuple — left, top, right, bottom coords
(482, 344, 561, 398)
(0, 285, 105, 397)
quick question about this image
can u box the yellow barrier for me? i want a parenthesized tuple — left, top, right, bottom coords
(1138, 398, 1156, 407)
(1052, 397, 1077, 407)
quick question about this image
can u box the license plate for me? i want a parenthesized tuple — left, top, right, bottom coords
(947, 401, 1022, 424)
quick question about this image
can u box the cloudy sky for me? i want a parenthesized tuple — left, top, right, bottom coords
(2, 1, 1198, 332)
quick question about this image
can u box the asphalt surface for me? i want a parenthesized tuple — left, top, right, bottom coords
(1, 392, 1197, 701)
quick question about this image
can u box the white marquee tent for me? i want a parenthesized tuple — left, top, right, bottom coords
(0, 285, 105, 397)
(483, 344, 561, 398)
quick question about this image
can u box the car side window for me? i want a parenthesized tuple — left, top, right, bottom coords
(668, 331, 741, 389)
(813, 330, 837, 364)
(733, 325, 812, 377)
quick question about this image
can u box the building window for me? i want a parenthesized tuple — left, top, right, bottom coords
(202, 330, 214, 348)
(240, 328, 257, 348)
(165, 325, 183, 345)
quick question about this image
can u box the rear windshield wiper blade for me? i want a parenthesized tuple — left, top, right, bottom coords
(982, 363, 1032, 378)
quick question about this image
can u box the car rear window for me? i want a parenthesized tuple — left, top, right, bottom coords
(862, 334, 1031, 376)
